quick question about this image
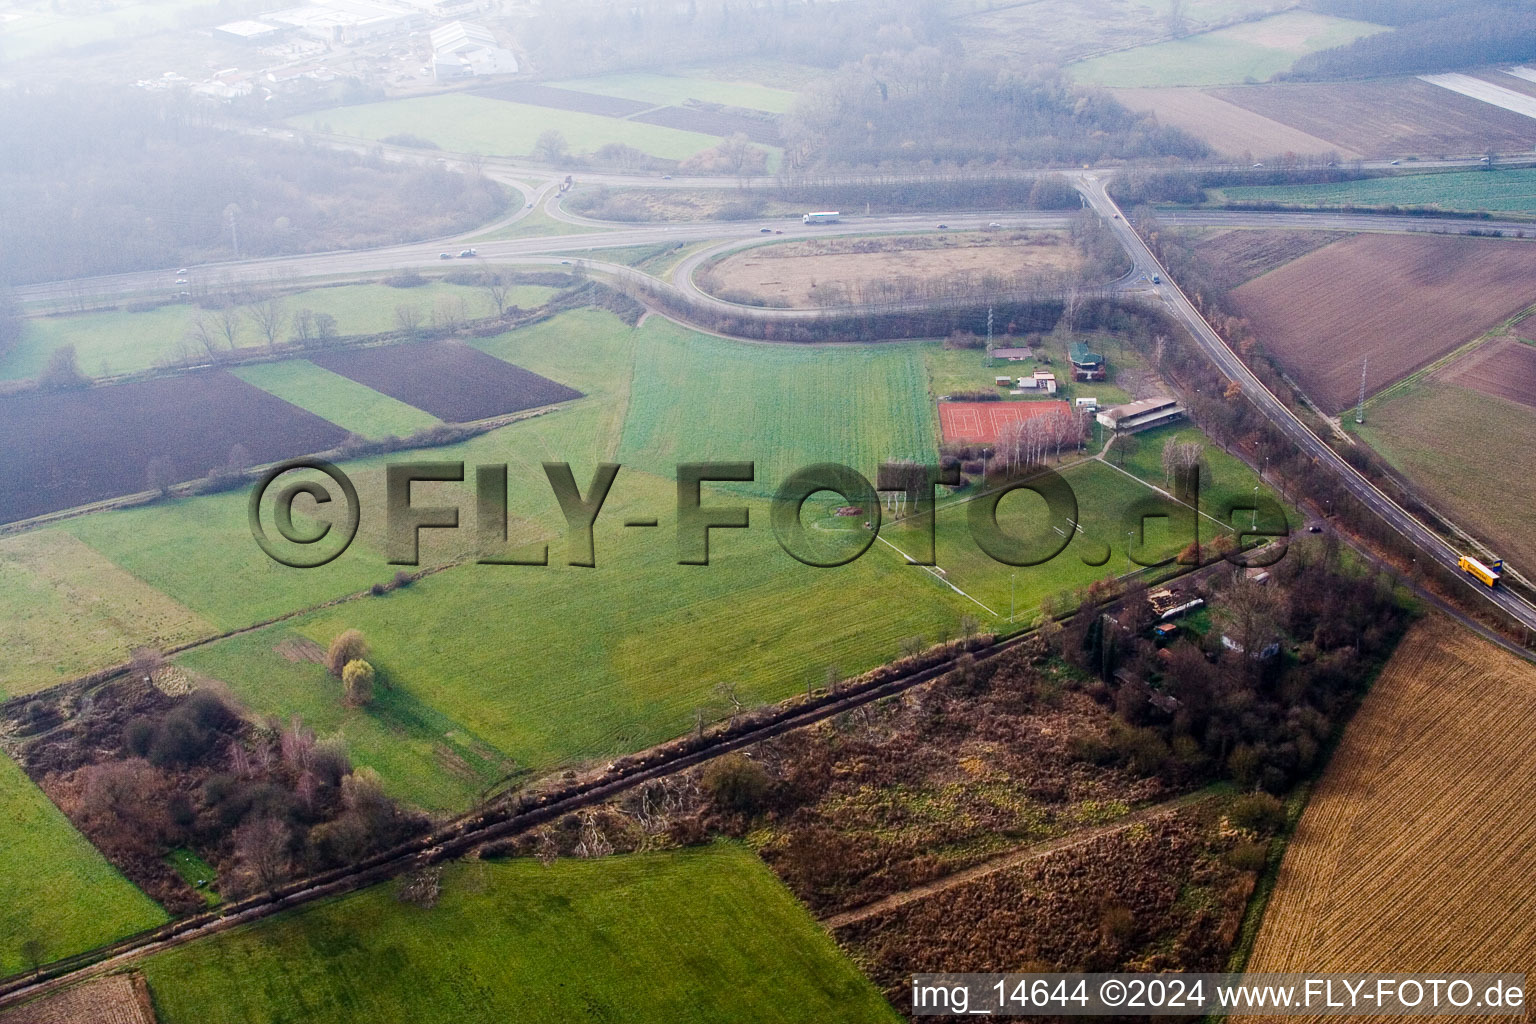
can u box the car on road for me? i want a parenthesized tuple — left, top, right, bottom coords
(760, 227, 772, 233)
(987, 221, 1002, 228)
(1308, 525, 1324, 533)
(458, 249, 477, 258)
(526, 201, 534, 208)
(439, 252, 453, 259)
(1151, 274, 1161, 284)
(176, 267, 189, 275)
(560, 260, 572, 265)
(175, 277, 188, 285)
(936, 223, 948, 229)
(662, 174, 672, 180)
(774, 229, 783, 234)
(1252, 162, 1264, 168)
(1390, 159, 1401, 165)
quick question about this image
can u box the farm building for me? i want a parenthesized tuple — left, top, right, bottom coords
(1096, 396, 1185, 434)
(1032, 370, 1058, 394)
(992, 347, 1033, 361)
(1068, 341, 1106, 381)
(995, 376, 1014, 386)
(938, 399, 1072, 444)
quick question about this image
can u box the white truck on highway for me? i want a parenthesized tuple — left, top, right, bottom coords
(802, 211, 841, 224)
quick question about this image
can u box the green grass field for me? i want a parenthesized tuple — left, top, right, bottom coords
(0, 530, 215, 699)
(619, 321, 937, 496)
(1210, 168, 1536, 216)
(177, 468, 970, 804)
(551, 71, 800, 113)
(3, 281, 543, 382)
(882, 459, 1195, 622)
(291, 94, 724, 161)
(1068, 11, 1387, 88)
(1357, 382, 1536, 573)
(0, 752, 168, 975)
(139, 843, 897, 1024)
(230, 360, 440, 439)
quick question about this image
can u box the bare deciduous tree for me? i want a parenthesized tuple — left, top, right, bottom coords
(245, 290, 288, 349)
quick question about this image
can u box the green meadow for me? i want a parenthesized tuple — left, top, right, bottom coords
(139, 844, 899, 1024)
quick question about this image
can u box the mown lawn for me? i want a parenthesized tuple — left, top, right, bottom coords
(290, 94, 723, 161)
(0, 751, 168, 975)
(139, 843, 898, 1024)
(3, 281, 548, 382)
(231, 360, 440, 439)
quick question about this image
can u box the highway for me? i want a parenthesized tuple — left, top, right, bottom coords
(1077, 174, 1536, 634)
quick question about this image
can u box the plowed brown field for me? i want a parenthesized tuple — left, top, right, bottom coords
(1240, 619, 1536, 1023)
(0, 974, 157, 1024)
(1436, 335, 1536, 411)
(1231, 234, 1536, 412)
(1110, 87, 1352, 158)
(1210, 78, 1536, 157)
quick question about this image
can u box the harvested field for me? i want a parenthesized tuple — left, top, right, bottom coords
(470, 81, 649, 118)
(1239, 618, 1536, 1022)
(0, 974, 157, 1024)
(938, 400, 1072, 444)
(632, 104, 782, 146)
(0, 372, 349, 525)
(1211, 78, 1536, 157)
(310, 342, 582, 423)
(1231, 233, 1536, 412)
(1190, 228, 1352, 290)
(1434, 335, 1536, 410)
(1109, 87, 1352, 158)
(705, 232, 1082, 308)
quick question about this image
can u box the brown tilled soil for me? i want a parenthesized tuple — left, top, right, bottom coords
(1231, 233, 1536, 412)
(1210, 78, 1536, 158)
(1433, 334, 1536, 410)
(0, 371, 348, 525)
(1111, 87, 1352, 158)
(311, 342, 582, 423)
(0, 973, 157, 1024)
(1191, 228, 1353, 290)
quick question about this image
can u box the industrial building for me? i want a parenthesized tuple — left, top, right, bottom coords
(429, 20, 518, 77)
(264, 0, 423, 44)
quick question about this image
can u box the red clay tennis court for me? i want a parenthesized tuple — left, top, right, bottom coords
(938, 400, 1072, 444)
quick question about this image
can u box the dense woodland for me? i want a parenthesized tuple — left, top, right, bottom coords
(0, 89, 506, 286)
(782, 57, 1208, 171)
(1292, 0, 1536, 79)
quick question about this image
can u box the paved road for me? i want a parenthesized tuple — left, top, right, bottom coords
(1077, 174, 1536, 633)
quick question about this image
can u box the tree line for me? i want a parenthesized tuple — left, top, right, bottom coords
(1288, 1, 1536, 80)
(782, 55, 1208, 172)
